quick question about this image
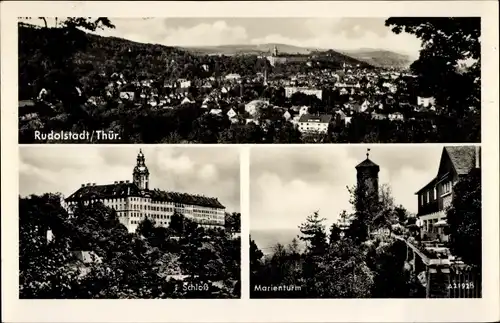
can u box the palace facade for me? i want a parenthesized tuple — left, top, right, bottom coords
(266, 45, 309, 67)
(66, 150, 226, 233)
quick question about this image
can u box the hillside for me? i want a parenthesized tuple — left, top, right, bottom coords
(18, 24, 268, 99)
(18, 23, 191, 99)
(339, 49, 414, 69)
(183, 43, 411, 68)
(182, 43, 372, 69)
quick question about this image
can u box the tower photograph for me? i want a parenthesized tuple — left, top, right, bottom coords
(18, 146, 241, 299)
(249, 145, 481, 298)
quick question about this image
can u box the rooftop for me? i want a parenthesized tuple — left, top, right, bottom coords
(298, 113, 332, 123)
(355, 158, 380, 169)
(66, 182, 225, 209)
(445, 146, 478, 175)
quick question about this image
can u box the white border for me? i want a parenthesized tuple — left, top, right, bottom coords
(2, 1, 499, 323)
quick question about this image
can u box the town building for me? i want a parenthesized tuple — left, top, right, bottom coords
(415, 146, 481, 242)
(66, 150, 226, 233)
(297, 113, 332, 134)
(417, 96, 436, 108)
(284, 86, 323, 100)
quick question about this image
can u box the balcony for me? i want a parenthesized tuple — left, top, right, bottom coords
(419, 210, 446, 221)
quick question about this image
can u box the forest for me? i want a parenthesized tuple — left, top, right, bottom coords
(19, 193, 241, 299)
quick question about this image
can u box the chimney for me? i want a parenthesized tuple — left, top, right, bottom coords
(475, 146, 481, 168)
(92, 183, 96, 186)
(114, 181, 118, 184)
(81, 184, 85, 187)
(126, 180, 130, 183)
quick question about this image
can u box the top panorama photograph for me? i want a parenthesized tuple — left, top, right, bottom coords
(18, 17, 481, 144)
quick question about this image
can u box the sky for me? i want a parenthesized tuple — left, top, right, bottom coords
(250, 145, 446, 232)
(19, 17, 423, 58)
(19, 146, 240, 213)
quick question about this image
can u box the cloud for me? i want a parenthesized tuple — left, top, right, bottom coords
(96, 19, 249, 47)
(19, 146, 240, 213)
(250, 146, 442, 231)
(19, 17, 422, 56)
(162, 21, 249, 47)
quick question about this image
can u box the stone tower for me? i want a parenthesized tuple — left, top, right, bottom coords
(355, 148, 379, 202)
(273, 45, 278, 57)
(133, 149, 149, 190)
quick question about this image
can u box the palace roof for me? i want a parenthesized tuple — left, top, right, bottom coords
(66, 182, 225, 209)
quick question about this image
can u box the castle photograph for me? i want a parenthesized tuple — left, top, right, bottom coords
(18, 146, 241, 299)
(250, 145, 481, 298)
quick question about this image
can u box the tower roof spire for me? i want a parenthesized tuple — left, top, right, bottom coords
(355, 148, 379, 170)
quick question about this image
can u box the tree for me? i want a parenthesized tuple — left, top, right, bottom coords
(446, 168, 481, 268)
(394, 205, 409, 224)
(136, 217, 155, 238)
(328, 223, 342, 245)
(311, 239, 374, 298)
(367, 239, 411, 298)
(169, 212, 185, 235)
(19, 194, 81, 298)
(346, 184, 400, 241)
(385, 18, 481, 116)
(224, 212, 241, 234)
(250, 238, 264, 269)
(287, 238, 301, 255)
(298, 211, 328, 255)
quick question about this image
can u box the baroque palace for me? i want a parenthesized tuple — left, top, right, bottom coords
(66, 150, 226, 233)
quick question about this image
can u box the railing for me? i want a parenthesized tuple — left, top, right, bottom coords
(394, 234, 481, 298)
(394, 235, 430, 265)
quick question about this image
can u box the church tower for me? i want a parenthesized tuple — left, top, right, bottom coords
(355, 148, 379, 202)
(273, 45, 278, 57)
(133, 149, 150, 190)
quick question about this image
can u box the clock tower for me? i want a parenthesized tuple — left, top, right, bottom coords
(133, 149, 149, 190)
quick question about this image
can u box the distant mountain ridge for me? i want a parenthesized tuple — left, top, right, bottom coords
(339, 48, 414, 68)
(183, 43, 414, 68)
(181, 43, 320, 55)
